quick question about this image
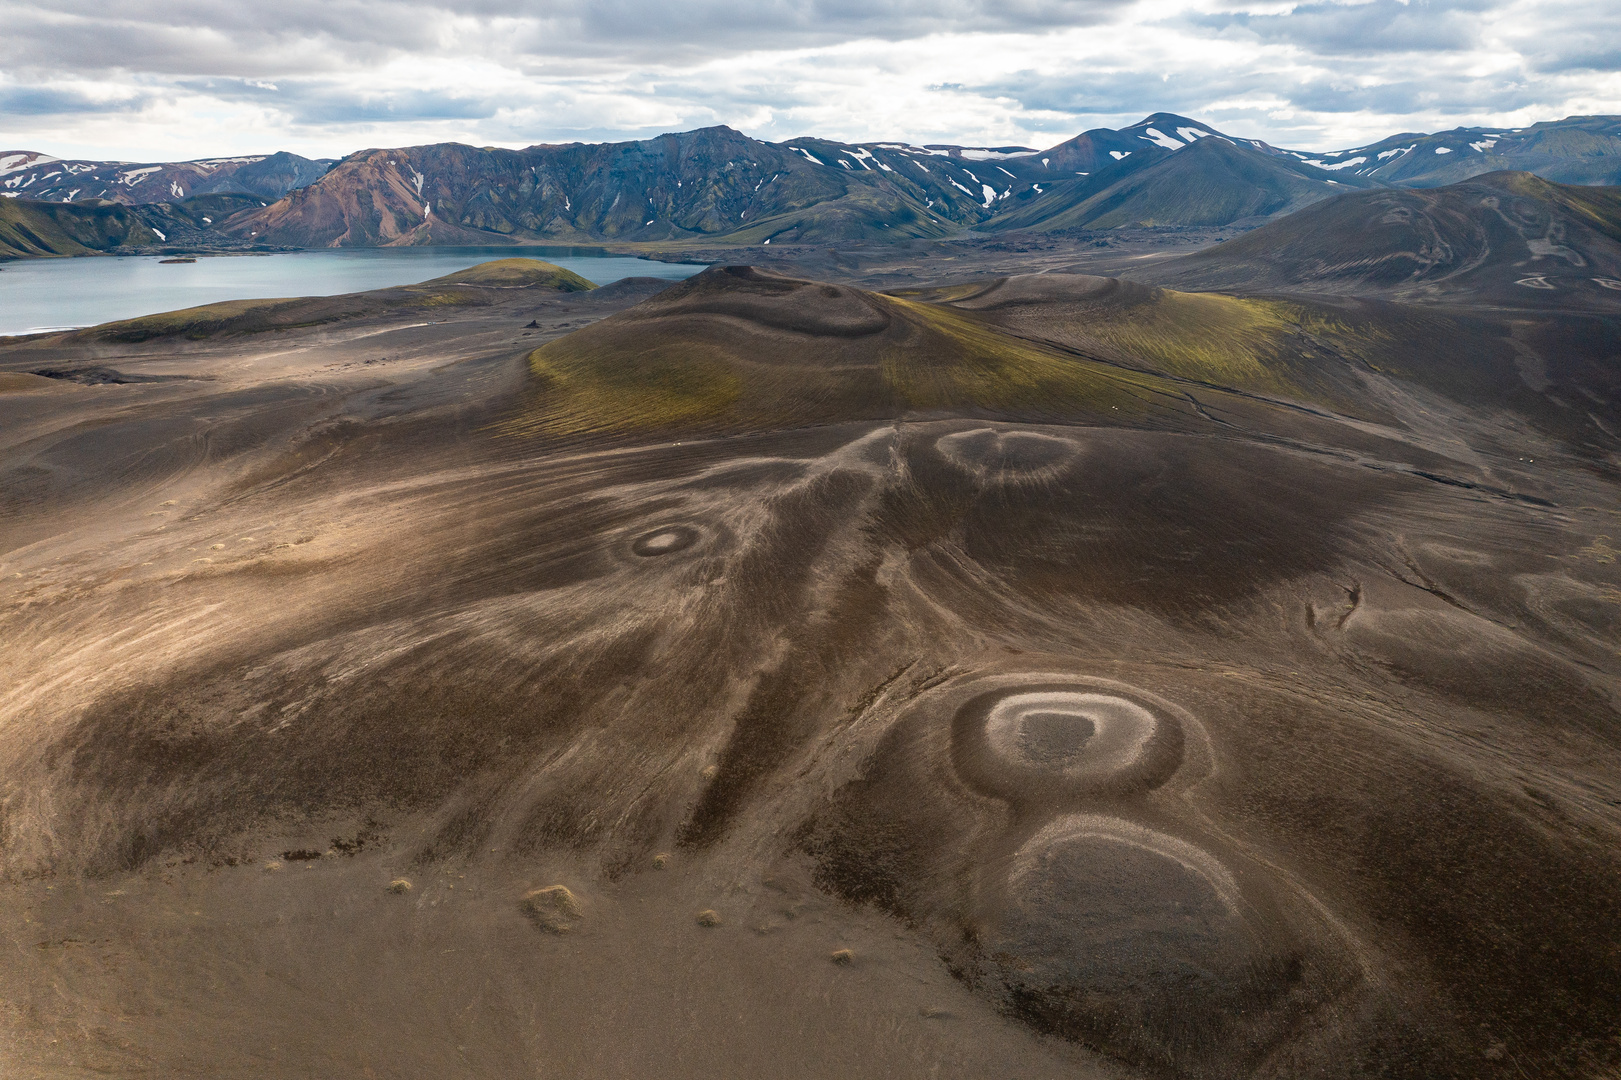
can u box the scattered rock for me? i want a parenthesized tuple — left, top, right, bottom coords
(695, 909, 722, 928)
(262, 860, 283, 872)
(830, 948, 855, 965)
(387, 878, 412, 894)
(525, 320, 540, 328)
(522, 884, 582, 933)
(652, 853, 669, 869)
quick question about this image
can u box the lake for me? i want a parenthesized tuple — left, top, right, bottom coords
(0, 246, 706, 336)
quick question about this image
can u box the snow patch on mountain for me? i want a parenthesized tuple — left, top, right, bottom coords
(1300, 156, 1367, 171)
(0, 152, 57, 176)
(1140, 128, 1183, 151)
(958, 148, 1038, 160)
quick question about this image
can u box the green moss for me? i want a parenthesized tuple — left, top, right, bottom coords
(1075, 290, 1301, 393)
(516, 337, 744, 436)
(880, 297, 1159, 415)
(90, 298, 309, 342)
(414, 258, 597, 291)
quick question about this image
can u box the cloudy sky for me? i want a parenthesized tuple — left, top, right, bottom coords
(2, 0, 1618, 161)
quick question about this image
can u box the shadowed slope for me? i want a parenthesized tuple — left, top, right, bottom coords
(985, 137, 1375, 233)
(1143, 172, 1621, 307)
(0, 198, 160, 259)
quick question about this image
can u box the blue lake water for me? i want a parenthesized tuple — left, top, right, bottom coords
(0, 246, 706, 336)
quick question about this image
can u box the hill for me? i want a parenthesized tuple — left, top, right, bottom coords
(508, 263, 1564, 444)
(1141, 171, 1621, 307)
(0, 197, 160, 258)
(62, 258, 595, 343)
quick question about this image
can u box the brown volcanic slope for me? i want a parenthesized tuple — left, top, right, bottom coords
(1140, 172, 1621, 308)
(0, 263, 1618, 1080)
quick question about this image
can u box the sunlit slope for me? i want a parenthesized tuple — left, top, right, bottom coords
(900, 272, 1500, 416)
(70, 258, 595, 343)
(512, 266, 1214, 436)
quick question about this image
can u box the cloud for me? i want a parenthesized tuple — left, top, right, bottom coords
(1189, 0, 1489, 56)
(0, 0, 1615, 160)
(0, 85, 149, 115)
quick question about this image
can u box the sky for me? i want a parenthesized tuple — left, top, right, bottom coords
(1, 0, 1618, 161)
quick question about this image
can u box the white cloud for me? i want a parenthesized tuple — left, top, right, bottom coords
(0, 0, 1615, 160)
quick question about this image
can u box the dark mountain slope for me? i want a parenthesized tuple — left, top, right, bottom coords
(0, 150, 333, 205)
(985, 136, 1373, 232)
(1294, 114, 1621, 188)
(219, 127, 1032, 249)
(1142, 171, 1621, 308)
(0, 198, 159, 258)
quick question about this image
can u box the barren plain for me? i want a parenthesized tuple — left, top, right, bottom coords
(0, 247, 1617, 1080)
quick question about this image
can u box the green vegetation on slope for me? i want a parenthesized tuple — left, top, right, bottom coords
(896, 275, 1330, 401)
(416, 258, 597, 291)
(0, 198, 159, 259)
(72, 259, 591, 343)
(510, 266, 1196, 437)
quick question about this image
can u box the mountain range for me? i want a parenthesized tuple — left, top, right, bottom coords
(0, 150, 333, 205)
(2, 113, 1620, 255)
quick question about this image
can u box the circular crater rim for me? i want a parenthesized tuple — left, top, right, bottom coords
(631, 524, 702, 557)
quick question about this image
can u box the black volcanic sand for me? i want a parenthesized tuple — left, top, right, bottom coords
(1, 264, 1619, 1080)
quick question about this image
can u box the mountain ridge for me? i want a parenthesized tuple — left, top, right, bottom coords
(7, 113, 1621, 253)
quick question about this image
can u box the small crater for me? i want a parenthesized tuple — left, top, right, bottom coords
(631, 525, 700, 557)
